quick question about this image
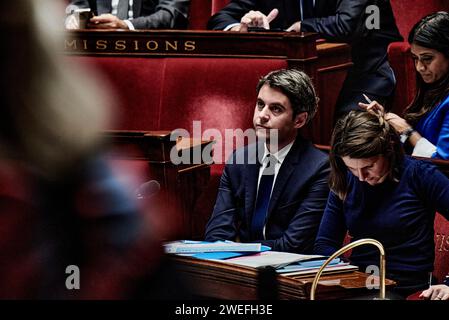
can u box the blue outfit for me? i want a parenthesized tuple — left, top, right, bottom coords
(314, 157, 449, 294)
(205, 136, 330, 253)
(415, 93, 449, 160)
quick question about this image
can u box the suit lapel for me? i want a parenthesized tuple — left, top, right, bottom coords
(133, 0, 142, 17)
(96, 0, 112, 14)
(244, 142, 263, 227)
(266, 137, 305, 219)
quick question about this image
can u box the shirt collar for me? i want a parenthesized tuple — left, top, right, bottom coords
(261, 141, 294, 167)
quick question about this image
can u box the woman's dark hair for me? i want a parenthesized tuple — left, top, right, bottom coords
(405, 11, 449, 125)
(329, 111, 404, 200)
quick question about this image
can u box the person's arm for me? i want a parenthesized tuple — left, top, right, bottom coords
(413, 160, 449, 219)
(314, 191, 348, 256)
(431, 101, 449, 159)
(204, 161, 240, 242)
(419, 285, 449, 300)
(260, 162, 330, 253)
(358, 100, 439, 158)
(207, 0, 256, 30)
(68, 0, 90, 9)
(65, 0, 91, 29)
(130, 0, 189, 29)
(300, 0, 370, 42)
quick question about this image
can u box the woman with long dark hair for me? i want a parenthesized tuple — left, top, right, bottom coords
(360, 11, 449, 159)
(314, 111, 449, 299)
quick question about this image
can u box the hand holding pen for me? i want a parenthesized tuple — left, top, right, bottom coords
(358, 94, 385, 117)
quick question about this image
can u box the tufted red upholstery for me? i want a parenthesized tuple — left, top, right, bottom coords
(388, 0, 449, 114)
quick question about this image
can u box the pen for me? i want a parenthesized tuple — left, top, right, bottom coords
(429, 271, 433, 288)
(363, 93, 372, 104)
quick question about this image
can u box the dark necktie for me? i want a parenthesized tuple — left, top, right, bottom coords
(251, 156, 275, 240)
(301, 0, 314, 20)
(96, 0, 112, 15)
(116, 0, 129, 20)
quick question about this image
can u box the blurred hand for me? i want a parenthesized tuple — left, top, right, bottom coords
(419, 285, 449, 300)
(359, 100, 411, 134)
(88, 14, 128, 29)
(234, 9, 279, 32)
(358, 100, 385, 116)
(286, 21, 301, 32)
(65, 14, 80, 29)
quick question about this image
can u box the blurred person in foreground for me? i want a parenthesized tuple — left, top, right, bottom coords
(0, 0, 183, 299)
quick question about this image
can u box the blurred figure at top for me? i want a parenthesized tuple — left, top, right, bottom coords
(65, 0, 189, 30)
(360, 11, 449, 159)
(208, 0, 403, 121)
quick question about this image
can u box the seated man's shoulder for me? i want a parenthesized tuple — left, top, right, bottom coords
(301, 141, 330, 164)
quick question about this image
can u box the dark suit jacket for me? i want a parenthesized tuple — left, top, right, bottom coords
(208, 0, 403, 97)
(204, 136, 330, 253)
(70, 0, 189, 29)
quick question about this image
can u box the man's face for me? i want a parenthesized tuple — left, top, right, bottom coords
(253, 84, 307, 150)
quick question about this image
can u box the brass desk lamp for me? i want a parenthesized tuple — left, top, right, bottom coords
(310, 238, 386, 300)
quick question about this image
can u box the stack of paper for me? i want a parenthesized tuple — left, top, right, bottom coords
(163, 240, 271, 260)
(221, 251, 358, 276)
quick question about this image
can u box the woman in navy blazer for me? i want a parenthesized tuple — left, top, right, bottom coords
(360, 12, 449, 159)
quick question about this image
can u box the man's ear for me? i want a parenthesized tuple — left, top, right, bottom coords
(293, 112, 308, 129)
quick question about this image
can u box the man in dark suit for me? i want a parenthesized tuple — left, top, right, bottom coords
(66, 0, 189, 29)
(204, 69, 330, 253)
(208, 0, 403, 120)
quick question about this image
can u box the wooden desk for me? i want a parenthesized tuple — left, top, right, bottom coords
(104, 130, 213, 239)
(174, 256, 395, 300)
(64, 30, 351, 145)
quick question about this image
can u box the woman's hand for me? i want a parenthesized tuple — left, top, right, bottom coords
(359, 100, 411, 134)
(358, 100, 385, 116)
(419, 284, 449, 300)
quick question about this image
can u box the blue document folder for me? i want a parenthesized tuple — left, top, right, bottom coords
(191, 245, 271, 260)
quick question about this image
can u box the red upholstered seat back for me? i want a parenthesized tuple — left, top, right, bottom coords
(159, 58, 286, 157)
(188, 0, 212, 29)
(434, 212, 449, 283)
(391, 0, 448, 39)
(211, 0, 231, 14)
(67, 56, 165, 130)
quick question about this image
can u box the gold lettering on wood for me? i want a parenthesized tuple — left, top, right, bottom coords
(146, 40, 158, 51)
(133, 40, 139, 51)
(96, 40, 108, 50)
(184, 41, 196, 51)
(115, 40, 126, 51)
(65, 40, 77, 50)
(83, 39, 88, 50)
(165, 41, 178, 51)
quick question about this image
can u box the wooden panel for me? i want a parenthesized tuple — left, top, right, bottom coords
(173, 256, 395, 300)
(103, 130, 212, 239)
(64, 30, 351, 144)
